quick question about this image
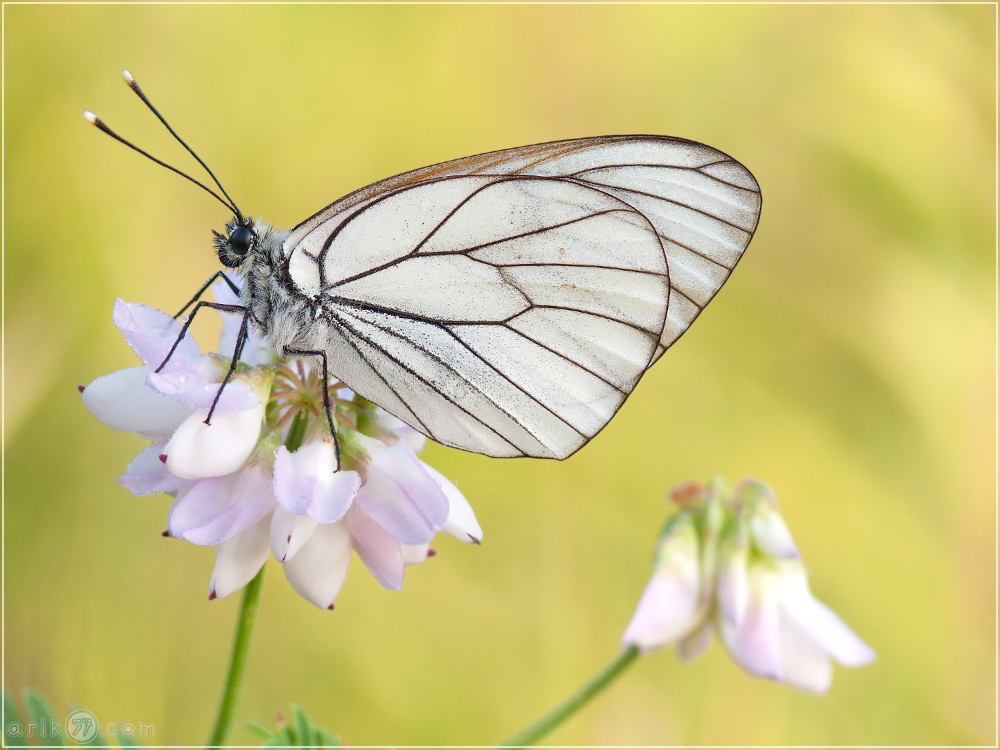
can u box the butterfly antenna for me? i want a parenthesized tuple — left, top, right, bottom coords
(82, 110, 239, 217)
(121, 71, 245, 224)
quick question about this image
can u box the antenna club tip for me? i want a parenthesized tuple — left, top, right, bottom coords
(122, 70, 134, 83)
(82, 110, 98, 124)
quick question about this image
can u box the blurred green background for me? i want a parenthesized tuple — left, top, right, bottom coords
(4, 4, 994, 746)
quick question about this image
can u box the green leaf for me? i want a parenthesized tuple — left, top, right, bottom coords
(290, 705, 311, 747)
(242, 721, 276, 741)
(3, 689, 28, 747)
(69, 707, 107, 747)
(23, 689, 66, 747)
(114, 726, 144, 749)
(251, 705, 340, 747)
(276, 725, 295, 746)
(315, 727, 341, 747)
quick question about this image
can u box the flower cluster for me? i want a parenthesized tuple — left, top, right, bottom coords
(622, 478, 875, 693)
(82, 278, 482, 609)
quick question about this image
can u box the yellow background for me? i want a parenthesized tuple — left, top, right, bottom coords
(4, 4, 994, 745)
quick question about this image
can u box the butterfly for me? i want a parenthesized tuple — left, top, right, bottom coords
(87, 73, 761, 461)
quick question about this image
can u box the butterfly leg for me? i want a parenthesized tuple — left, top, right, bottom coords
(172, 271, 242, 319)
(203, 310, 251, 426)
(155, 301, 249, 426)
(283, 346, 341, 470)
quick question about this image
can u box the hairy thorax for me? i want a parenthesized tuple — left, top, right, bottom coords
(236, 219, 315, 357)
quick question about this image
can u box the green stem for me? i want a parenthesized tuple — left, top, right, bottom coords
(207, 566, 266, 747)
(500, 645, 640, 747)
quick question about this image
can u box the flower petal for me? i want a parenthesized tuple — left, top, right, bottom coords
(82, 366, 195, 438)
(209, 513, 272, 600)
(270, 504, 319, 562)
(421, 463, 483, 544)
(164, 403, 265, 480)
(344, 507, 405, 591)
(750, 501, 799, 559)
(273, 443, 360, 523)
(118, 440, 194, 496)
(676, 621, 714, 662)
(622, 565, 701, 653)
(720, 567, 784, 681)
(146, 371, 258, 414)
(353, 443, 448, 545)
(401, 543, 430, 565)
(376, 409, 427, 454)
(778, 615, 834, 693)
(778, 568, 876, 667)
(716, 543, 750, 627)
(168, 466, 276, 545)
(283, 521, 352, 609)
(113, 298, 200, 367)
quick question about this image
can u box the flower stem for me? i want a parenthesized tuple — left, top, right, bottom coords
(500, 645, 640, 747)
(207, 565, 266, 747)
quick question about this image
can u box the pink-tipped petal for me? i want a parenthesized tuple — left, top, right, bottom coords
(164, 403, 265, 480)
(168, 466, 276, 546)
(273, 443, 360, 523)
(353, 443, 448, 545)
(421, 463, 483, 544)
(283, 521, 352, 609)
(118, 440, 195, 496)
(270, 504, 319, 562)
(345, 507, 405, 591)
(209, 513, 272, 600)
(113, 298, 201, 367)
(82, 366, 195, 438)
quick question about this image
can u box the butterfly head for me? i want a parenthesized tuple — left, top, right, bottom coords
(214, 217, 257, 268)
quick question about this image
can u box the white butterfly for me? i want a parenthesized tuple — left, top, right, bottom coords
(89, 77, 761, 461)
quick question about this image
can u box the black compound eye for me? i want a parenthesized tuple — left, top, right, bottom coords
(229, 225, 253, 255)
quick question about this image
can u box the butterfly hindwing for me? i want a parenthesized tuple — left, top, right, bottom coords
(281, 136, 761, 459)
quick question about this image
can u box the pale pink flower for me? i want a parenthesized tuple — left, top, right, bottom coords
(622, 478, 874, 693)
(83, 296, 484, 608)
(717, 558, 875, 693)
(267, 436, 481, 608)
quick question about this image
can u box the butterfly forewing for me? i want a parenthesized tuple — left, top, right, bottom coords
(282, 136, 761, 459)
